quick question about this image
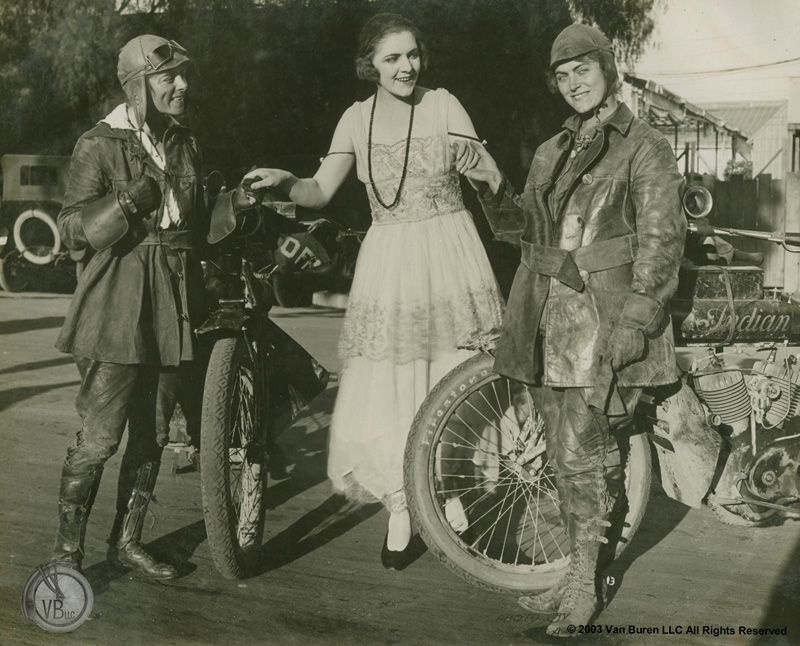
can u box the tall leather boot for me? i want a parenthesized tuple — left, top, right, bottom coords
(109, 462, 178, 580)
(545, 511, 611, 637)
(53, 466, 103, 571)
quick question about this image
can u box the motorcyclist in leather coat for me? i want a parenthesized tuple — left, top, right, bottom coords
(52, 35, 206, 580)
(464, 23, 686, 634)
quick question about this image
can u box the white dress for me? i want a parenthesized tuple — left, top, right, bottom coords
(327, 88, 504, 510)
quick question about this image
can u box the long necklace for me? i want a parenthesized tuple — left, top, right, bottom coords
(368, 90, 415, 209)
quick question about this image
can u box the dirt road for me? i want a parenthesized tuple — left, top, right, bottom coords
(0, 292, 798, 646)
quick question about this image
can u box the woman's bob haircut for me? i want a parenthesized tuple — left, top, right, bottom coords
(354, 13, 428, 83)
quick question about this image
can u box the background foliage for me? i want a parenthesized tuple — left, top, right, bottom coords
(0, 0, 659, 190)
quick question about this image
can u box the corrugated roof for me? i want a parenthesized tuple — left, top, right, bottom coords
(624, 74, 747, 137)
(697, 101, 786, 139)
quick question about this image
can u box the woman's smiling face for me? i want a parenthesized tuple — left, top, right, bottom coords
(554, 58, 606, 115)
(371, 30, 420, 99)
(146, 65, 189, 118)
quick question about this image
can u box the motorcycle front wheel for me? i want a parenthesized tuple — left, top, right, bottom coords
(201, 334, 269, 578)
(404, 353, 652, 595)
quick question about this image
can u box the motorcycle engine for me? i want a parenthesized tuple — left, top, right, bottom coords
(747, 446, 800, 502)
(695, 359, 800, 522)
(750, 359, 800, 427)
(693, 369, 751, 433)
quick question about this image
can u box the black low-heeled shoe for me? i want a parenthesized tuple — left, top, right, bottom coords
(381, 534, 415, 571)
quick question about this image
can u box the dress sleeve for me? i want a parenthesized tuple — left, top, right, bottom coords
(440, 88, 481, 142)
(330, 102, 365, 181)
(327, 103, 358, 154)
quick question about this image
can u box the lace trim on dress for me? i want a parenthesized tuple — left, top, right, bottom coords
(338, 281, 504, 363)
(338, 474, 407, 512)
(340, 472, 382, 506)
(368, 172, 464, 224)
(381, 489, 408, 514)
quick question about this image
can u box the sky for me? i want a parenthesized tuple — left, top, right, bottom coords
(629, 0, 800, 105)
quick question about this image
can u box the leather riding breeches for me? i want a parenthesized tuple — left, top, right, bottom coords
(63, 357, 190, 476)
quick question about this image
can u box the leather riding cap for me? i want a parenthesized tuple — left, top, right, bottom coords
(550, 23, 613, 70)
(117, 35, 191, 128)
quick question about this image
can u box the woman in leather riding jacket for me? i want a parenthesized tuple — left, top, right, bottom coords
(469, 23, 685, 635)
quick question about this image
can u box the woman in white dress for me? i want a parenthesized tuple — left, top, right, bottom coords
(246, 13, 504, 569)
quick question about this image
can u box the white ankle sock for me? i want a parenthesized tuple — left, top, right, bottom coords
(387, 510, 411, 551)
(445, 497, 469, 533)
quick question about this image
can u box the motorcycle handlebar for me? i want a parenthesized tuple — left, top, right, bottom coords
(683, 184, 800, 249)
(687, 221, 800, 247)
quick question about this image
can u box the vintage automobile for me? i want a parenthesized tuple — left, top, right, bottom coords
(0, 154, 84, 292)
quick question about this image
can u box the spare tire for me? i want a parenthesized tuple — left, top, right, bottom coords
(13, 207, 61, 265)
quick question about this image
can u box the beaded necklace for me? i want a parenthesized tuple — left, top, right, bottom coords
(368, 90, 415, 209)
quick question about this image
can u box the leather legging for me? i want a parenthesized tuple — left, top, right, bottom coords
(528, 385, 642, 519)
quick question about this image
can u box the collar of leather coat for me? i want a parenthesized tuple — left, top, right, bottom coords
(82, 118, 190, 143)
(556, 102, 635, 149)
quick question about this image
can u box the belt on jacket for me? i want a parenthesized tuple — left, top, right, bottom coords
(138, 231, 193, 250)
(521, 234, 638, 292)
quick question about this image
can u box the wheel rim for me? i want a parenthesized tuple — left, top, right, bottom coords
(0, 250, 31, 292)
(13, 208, 61, 264)
(427, 373, 628, 575)
(227, 343, 265, 550)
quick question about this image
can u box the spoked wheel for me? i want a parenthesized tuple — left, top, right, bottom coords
(405, 353, 651, 594)
(201, 333, 269, 578)
(0, 249, 32, 292)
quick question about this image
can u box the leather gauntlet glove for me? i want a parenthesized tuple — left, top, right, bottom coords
(599, 326, 645, 371)
(118, 175, 162, 220)
(231, 179, 267, 236)
(81, 175, 161, 250)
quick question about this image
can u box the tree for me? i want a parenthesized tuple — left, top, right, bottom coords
(0, 0, 664, 185)
(0, 0, 163, 154)
(569, 0, 663, 63)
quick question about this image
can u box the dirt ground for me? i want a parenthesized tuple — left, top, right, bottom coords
(0, 291, 798, 646)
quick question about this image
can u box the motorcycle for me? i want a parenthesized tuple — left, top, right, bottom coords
(403, 185, 800, 594)
(194, 177, 363, 578)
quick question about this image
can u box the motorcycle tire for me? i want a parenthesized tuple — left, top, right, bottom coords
(201, 335, 269, 579)
(404, 352, 651, 595)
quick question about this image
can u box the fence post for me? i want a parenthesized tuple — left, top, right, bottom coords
(756, 175, 778, 288)
(783, 174, 800, 296)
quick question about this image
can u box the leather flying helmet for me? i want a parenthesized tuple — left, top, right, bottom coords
(550, 23, 613, 70)
(117, 35, 190, 128)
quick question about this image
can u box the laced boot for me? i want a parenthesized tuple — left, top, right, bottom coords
(111, 462, 178, 580)
(53, 466, 103, 572)
(518, 574, 571, 615)
(546, 512, 610, 637)
(518, 469, 571, 614)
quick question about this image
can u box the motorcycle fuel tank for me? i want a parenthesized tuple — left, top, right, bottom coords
(671, 266, 800, 345)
